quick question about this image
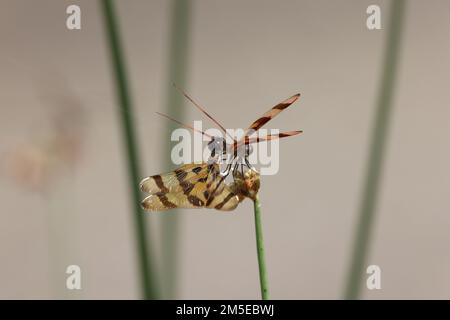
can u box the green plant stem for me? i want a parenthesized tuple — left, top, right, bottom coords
(101, 0, 158, 299)
(161, 0, 191, 299)
(253, 196, 269, 300)
(344, 0, 406, 300)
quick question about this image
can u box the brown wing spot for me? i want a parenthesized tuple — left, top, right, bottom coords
(206, 194, 215, 205)
(156, 193, 177, 209)
(206, 175, 227, 206)
(153, 175, 169, 193)
(187, 195, 204, 207)
(175, 169, 188, 182)
(273, 103, 290, 110)
(180, 181, 194, 195)
(197, 177, 208, 183)
(215, 193, 236, 210)
(192, 166, 202, 174)
(203, 190, 210, 200)
(250, 117, 271, 130)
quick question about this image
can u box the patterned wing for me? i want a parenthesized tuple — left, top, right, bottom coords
(204, 166, 240, 211)
(140, 163, 211, 211)
(140, 163, 208, 194)
(206, 183, 240, 211)
(245, 93, 300, 134)
(241, 130, 303, 146)
(140, 163, 240, 212)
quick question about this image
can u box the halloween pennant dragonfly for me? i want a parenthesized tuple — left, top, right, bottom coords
(140, 91, 302, 211)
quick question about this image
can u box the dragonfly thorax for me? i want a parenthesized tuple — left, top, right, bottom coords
(234, 142, 253, 161)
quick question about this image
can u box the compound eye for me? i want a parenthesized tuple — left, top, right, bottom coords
(208, 137, 225, 152)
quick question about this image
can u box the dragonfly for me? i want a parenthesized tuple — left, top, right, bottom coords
(140, 89, 302, 211)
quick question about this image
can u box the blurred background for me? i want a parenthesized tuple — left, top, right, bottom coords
(0, 0, 449, 299)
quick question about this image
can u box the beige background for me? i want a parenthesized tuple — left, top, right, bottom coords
(0, 0, 449, 299)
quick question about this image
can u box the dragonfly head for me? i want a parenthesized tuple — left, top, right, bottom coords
(207, 136, 227, 157)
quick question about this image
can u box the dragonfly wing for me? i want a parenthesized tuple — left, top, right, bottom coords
(140, 163, 240, 212)
(203, 167, 240, 211)
(206, 184, 240, 211)
(246, 93, 300, 134)
(141, 190, 206, 211)
(140, 163, 211, 211)
(140, 163, 209, 194)
(243, 130, 303, 145)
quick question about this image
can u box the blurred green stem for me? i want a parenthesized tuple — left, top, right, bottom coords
(101, 0, 158, 299)
(162, 0, 191, 299)
(344, 0, 406, 299)
(253, 196, 269, 300)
